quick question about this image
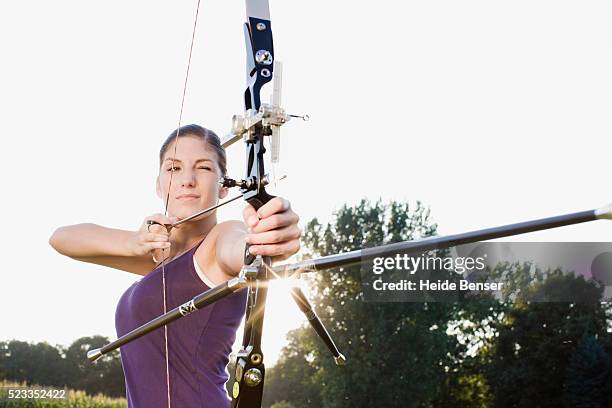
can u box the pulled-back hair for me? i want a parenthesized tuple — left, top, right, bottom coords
(159, 124, 227, 176)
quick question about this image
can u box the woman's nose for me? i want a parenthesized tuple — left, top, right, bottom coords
(179, 170, 196, 187)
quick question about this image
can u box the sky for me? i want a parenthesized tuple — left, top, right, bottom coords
(1, 0, 611, 367)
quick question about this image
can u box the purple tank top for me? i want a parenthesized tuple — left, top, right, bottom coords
(115, 242, 247, 408)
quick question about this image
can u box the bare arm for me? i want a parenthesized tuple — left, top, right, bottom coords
(49, 217, 172, 275)
(215, 221, 249, 277)
(199, 199, 301, 282)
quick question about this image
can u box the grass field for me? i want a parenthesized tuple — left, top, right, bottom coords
(0, 380, 126, 407)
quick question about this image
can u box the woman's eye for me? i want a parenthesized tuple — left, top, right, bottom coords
(167, 166, 181, 172)
(198, 166, 212, 171)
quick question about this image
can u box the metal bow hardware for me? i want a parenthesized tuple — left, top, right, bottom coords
(87, 1, 612, 407)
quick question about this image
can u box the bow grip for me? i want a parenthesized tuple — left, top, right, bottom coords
(244, 191, 275, 264)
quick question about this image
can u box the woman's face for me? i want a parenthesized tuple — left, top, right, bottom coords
(156, 135, 227, 220)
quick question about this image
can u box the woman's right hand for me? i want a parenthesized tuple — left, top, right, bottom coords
(128, 214, 176, 259)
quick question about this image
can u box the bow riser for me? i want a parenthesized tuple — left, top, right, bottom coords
(230, 2, 276, 406)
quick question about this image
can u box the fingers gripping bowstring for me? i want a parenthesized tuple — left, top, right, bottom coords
(161, 1, 202, 407)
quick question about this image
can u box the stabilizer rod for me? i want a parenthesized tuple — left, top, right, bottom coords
(274, 204, 612, 276)
(87, 276, 247, 362)
(290, 287, 346, 365)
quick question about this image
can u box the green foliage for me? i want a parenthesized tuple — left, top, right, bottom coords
(483, 273, 609, 408)
(564, 336, 612, 408)
(262, 329, 323, 407)
(433, 373, 490, 408)
(304, 201, 453, 407)
(269, 401, 297, 408)
(63, 336, 125, 397)
(0, 337, 125, 399)
(265, 200, 479, 407)
(0, 341, 67, 387)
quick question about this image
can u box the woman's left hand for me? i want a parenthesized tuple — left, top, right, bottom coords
(243, 197, 301, 262)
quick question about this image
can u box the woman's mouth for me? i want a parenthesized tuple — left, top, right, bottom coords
(176, 194, 200, 201)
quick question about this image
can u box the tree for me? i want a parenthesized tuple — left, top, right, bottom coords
(0, 336, 125, 398)
(64, 336, 125, 397)
(564, 335, 611, 408)
(0, 340, 67, 386)
(262, 328, 323, 407)
(483, 271, 609, 408)
(265, 200, 475, 407)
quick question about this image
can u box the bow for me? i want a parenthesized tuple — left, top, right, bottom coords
(87, 1, 612, 407)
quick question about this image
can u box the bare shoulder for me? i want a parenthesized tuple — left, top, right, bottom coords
(193, 221, 246, 284)
(212, 220, 246, 235)
(196, 220, 245, 250)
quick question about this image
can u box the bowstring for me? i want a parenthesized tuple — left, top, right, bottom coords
(161, 1, 202, 406)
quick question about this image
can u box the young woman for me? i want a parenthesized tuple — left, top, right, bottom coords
(49, 124, 301, 407)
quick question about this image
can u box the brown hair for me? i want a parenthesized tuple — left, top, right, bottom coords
(159, 124, 227, 176)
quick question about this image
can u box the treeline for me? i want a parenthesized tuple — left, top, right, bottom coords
(259, 200, 612, 408)
(0, 336, 125, 398)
